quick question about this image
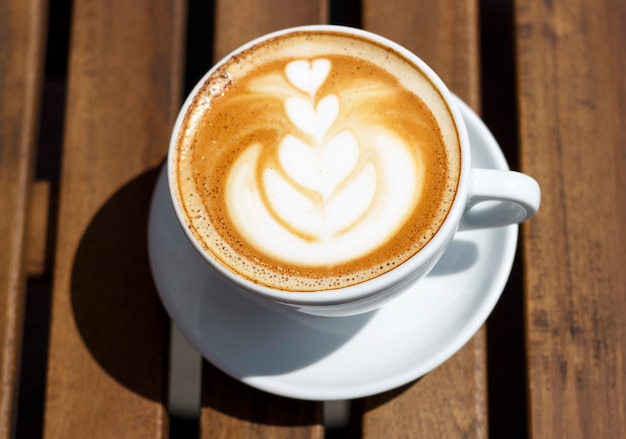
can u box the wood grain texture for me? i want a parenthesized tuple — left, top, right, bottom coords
(199, 1, 327, 437)
(0, 0, 47, 437)
(515, 0, 626, 437)
(213, 0, 328, 61)
(42, 0, 186, 437)
(363, 0, 481, 107)
(201, 363, 324, 439)
(358, 329, 488, 438)
(359, 0, 487, 437)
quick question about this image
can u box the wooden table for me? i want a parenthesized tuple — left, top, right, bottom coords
(1, 0, 624, 437)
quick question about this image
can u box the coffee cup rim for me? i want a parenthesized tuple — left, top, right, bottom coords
(167, 24, 471, 307)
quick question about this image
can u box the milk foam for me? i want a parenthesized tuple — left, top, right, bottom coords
(285, 58, 331, 97)
(174, 31, 460, 291)
(224, 58, 422, 266)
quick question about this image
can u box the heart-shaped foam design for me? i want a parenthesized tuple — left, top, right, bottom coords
(285, 95, 339, 137)
(285, 59, 331, 96)
(279, 131, 359, 199)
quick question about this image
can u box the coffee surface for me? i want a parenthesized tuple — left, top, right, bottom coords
(173, 30, 460, 291)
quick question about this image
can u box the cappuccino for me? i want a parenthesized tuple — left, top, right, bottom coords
(172, 30, 460, 291)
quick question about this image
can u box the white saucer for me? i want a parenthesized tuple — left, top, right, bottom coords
(148, 97, 518, 401)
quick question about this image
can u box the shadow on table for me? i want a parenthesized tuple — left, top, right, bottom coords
(70, 166, 169, 402)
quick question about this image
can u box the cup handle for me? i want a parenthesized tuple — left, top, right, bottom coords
(458, 169, 541, 230)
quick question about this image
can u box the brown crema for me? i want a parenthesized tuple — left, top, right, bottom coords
(172, 30, 461, 292)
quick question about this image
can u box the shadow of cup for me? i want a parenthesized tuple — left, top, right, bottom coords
(71, 167, 168, 401)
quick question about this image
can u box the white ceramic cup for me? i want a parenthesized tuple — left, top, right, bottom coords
(167, 25, 540, 317)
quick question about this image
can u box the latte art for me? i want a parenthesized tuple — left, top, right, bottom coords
(226, 58, 422, 266)
(173, 31, 460, 291)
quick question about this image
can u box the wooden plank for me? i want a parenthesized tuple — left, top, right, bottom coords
(201, 364, 324, 439)
(199, 1, 327, 437)
(42, 0, 186, 437)
(363, 0, 481, 110)
(357, 331, 487, 437)
(213, 0, 328, 61)
(0, 0, 47, 437)
(359, 0, 487, 437)
(515, 0, 626, 437)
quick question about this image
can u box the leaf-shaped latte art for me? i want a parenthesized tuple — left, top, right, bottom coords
(320, 131, 359, 198)
(278, 135, 321, 192)
(263, 167, 323, 237)
(273, 129, 371, 239)
(325, 163, 377, 233)
(285, 59, 331, 96)
(285, 95, 339, 137)
(226, 133, 420, 266)
(264, 161, 376, 240)
(279, 131, 359, 198)
(224, 58, 422, 267)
